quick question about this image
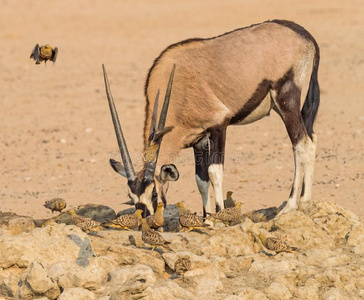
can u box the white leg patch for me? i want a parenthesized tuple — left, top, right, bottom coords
(299, 133, 317, 209)
(208, 164, 224, 211)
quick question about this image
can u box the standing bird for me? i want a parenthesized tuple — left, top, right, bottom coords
(103, 209, 141, 230)
(258, 233, 297, 254)
(174, 256, 191, 276)
(206, 202, 243, 226)
(135, 210, 172, 251)
(44, 198, 67, 214)
(146, 202, 165, 232)
(68, 208, 104, 233)
(223, 191, 236, 209)
(30, 44, 58, 65)
(175, 202, 209, 232)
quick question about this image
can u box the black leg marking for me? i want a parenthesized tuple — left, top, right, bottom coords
(193, 124, 227, 216)
(194, 142, 210, 218)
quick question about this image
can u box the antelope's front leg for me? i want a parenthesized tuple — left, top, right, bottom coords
(207, 126, 227, 212)
(208, 163, 224, 212)
(193, 144, 213, 218)
(194, 126, 227, 218)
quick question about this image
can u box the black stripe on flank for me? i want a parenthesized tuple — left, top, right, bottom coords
(229, 79, 271, 125)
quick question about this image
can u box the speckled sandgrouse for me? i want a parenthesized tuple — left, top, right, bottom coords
(68, 208, 104, 233)
(136, 210, 171, 251)
(207, 202, 243, 225)
(258, 233, 297, 254)
(174, 256, 191, 276)
(175, 202, 209, 232)
(103, 209, 141, 230)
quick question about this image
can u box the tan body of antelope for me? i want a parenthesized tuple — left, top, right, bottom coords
(104, 19, 320, 218)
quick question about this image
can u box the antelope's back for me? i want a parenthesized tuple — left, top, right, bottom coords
(144, 20, 318, 145)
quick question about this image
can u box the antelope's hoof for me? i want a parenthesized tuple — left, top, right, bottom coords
(276, 201, 298, 217)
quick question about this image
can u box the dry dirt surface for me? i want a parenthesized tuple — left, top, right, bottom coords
(0, 1, 363, 220)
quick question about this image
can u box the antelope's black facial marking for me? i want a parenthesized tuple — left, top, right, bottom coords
(135, 202, 149, 218)
(127, 178, 156, 216)
(152, 186, 158, 212)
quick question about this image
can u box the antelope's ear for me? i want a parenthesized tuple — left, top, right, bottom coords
(109, 159, 127, 177)
(159, 164, 179, 182)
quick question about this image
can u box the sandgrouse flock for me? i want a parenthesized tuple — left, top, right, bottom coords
(42, 189, 294, 279)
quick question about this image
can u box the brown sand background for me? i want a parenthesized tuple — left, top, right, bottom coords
(0, 0, 363, 220)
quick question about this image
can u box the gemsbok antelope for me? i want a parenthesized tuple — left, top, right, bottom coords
(103, 19, 320, 218)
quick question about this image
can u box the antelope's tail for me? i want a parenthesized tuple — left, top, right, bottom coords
(301, 45, 320, 140)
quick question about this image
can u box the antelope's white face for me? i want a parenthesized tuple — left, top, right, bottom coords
(110, 159, 179, 216)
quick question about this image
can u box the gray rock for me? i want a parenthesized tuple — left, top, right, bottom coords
(164, 204, 180, 220)
(38, 204, 116, 227)
(116, 207, 136, 217)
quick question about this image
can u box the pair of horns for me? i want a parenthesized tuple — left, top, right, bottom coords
(102, 64, 176, 182)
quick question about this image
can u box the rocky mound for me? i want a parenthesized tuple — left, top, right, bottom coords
(0, 200, 363, 299)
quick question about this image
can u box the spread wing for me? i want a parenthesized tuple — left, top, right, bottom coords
(30, 44, 40, 61)
(51, 47, 58, 62)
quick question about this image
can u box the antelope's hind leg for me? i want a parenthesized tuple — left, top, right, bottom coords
(271, 79, 314, 215)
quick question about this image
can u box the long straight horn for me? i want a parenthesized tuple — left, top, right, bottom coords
(158, 64, 176, 130)
(144, 64, 176, 180)
(147, 89, 159, 146)
(102, 64, 136, 181)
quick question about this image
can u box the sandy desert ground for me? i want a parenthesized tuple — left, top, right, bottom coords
(0, 0, 363, 220)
